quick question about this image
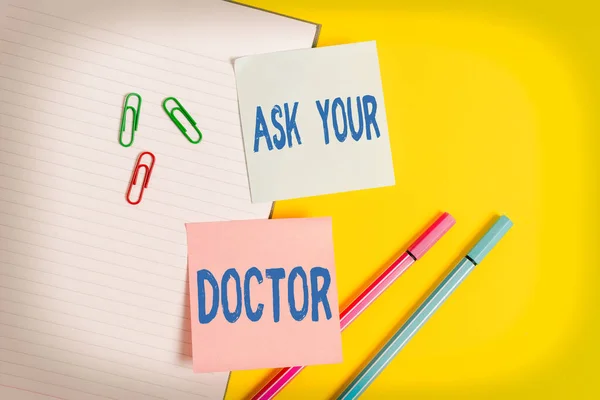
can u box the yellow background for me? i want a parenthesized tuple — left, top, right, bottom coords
(227, 0, 599, 398)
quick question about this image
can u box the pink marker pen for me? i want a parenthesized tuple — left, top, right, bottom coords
(250, 212, 456, 400)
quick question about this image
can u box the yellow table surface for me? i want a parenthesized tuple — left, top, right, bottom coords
(227, 1, 599, 398)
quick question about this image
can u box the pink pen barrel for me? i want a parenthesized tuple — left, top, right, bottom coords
(252, 367, 304, 400)
(249, 212, 455, 400)
(339, 252, 414, 329)
(406, 212, 456, 259)
(254, 255, 414, 400)
(340, 211, 454, 330)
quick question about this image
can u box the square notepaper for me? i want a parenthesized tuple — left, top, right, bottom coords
(234, 41, 395, 203)
(186, 217, 342, 372)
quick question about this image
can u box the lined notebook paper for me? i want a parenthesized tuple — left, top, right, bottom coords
(0, 0, 319, 399)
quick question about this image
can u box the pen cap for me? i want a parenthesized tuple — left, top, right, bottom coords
(467, 215, 513, 264)
(407, 212, 456, 259)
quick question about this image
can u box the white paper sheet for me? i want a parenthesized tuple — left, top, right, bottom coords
(0, 1, 318, 399)
(234, 41, 395, 203)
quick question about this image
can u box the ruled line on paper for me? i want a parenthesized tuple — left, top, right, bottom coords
(0, 265, 189, 314)
(0, 144, 250, 205)
(0, 320, 190, 369)
(2, 26, 230, 94)
(0, 144, 128, 183)
(0, 158, 250, 221)
(3, 25, 238, 95)
(0, 198, 188, 246)
(0, 185, 185, 235)
(0, 70, 241, 145)
(0, 242, 187, 292)
(0, 296, 191, 346)
(0, 366, 203, 400)
(0, 86, 244, 152)
(0, 200, 183, 250)
(0, 210, 184, 258)
(0, 167, 241, 223)
(0, 319, 205, 380)
(7, 3, 234, 70)
(0, 146, 255, 216)
(0, 274, 191, 330)
(0, 383, 66, 400)
(0, 65, 122, 102)
(0, 247, 187, 300)
(0, 170, 231, 230)
(0, 223, 187, 270)
(0, 310, 191, 359)
(0, 165, 251, 222)
(0, 157, 248, 212)
(0, 40, 239, 116)
(0, 345, 204, 398)
(2, 16, 234, 82)
(0, 98, 245, 164)
(0, 248, 188, 304)
(1, 372, 101, 400)
(0, 359, 144, 400)
(0, 233, 186, 285)
(0, 104, 243, 169)
(0, 214, 184, 266)
(0, 303, 191, 360)
(0, 329, 199, 386)
(0, 119, 246, 176)
(0, 255, 187, 311)
(0, 256, 186, 309)
(0, 122, 250, 198)
(0, 35, 238, 104)
(0, 127, 247, 191)
(0, 280, 191, 336)
(0, 349, 187, 400)
(0, 221, 183, 270)
(0, 102, 245, 169)
(2, 349, 180, 399)
(0, 61, 243, 135)
(0, 66, 239, 135)
(0, 272, 191, 331)
(0, 334, 205, 387)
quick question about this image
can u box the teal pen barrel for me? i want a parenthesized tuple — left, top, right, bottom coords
(337, 258, 476, 400)
(336, 215, 512, 400)
(468, 216, 513, 264)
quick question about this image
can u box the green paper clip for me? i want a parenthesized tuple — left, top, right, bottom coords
(119, 93, 142, 148)
(162, 97, 202, 144)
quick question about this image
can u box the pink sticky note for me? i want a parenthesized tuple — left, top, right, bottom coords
(186, 217, 343, 372)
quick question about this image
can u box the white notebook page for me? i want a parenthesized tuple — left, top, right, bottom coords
(0, 0, 318, 399)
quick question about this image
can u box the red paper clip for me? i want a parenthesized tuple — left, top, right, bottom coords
(126, 151, 156, 205)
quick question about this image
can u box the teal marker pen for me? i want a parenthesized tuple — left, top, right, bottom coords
(337, 215, 513, 400)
